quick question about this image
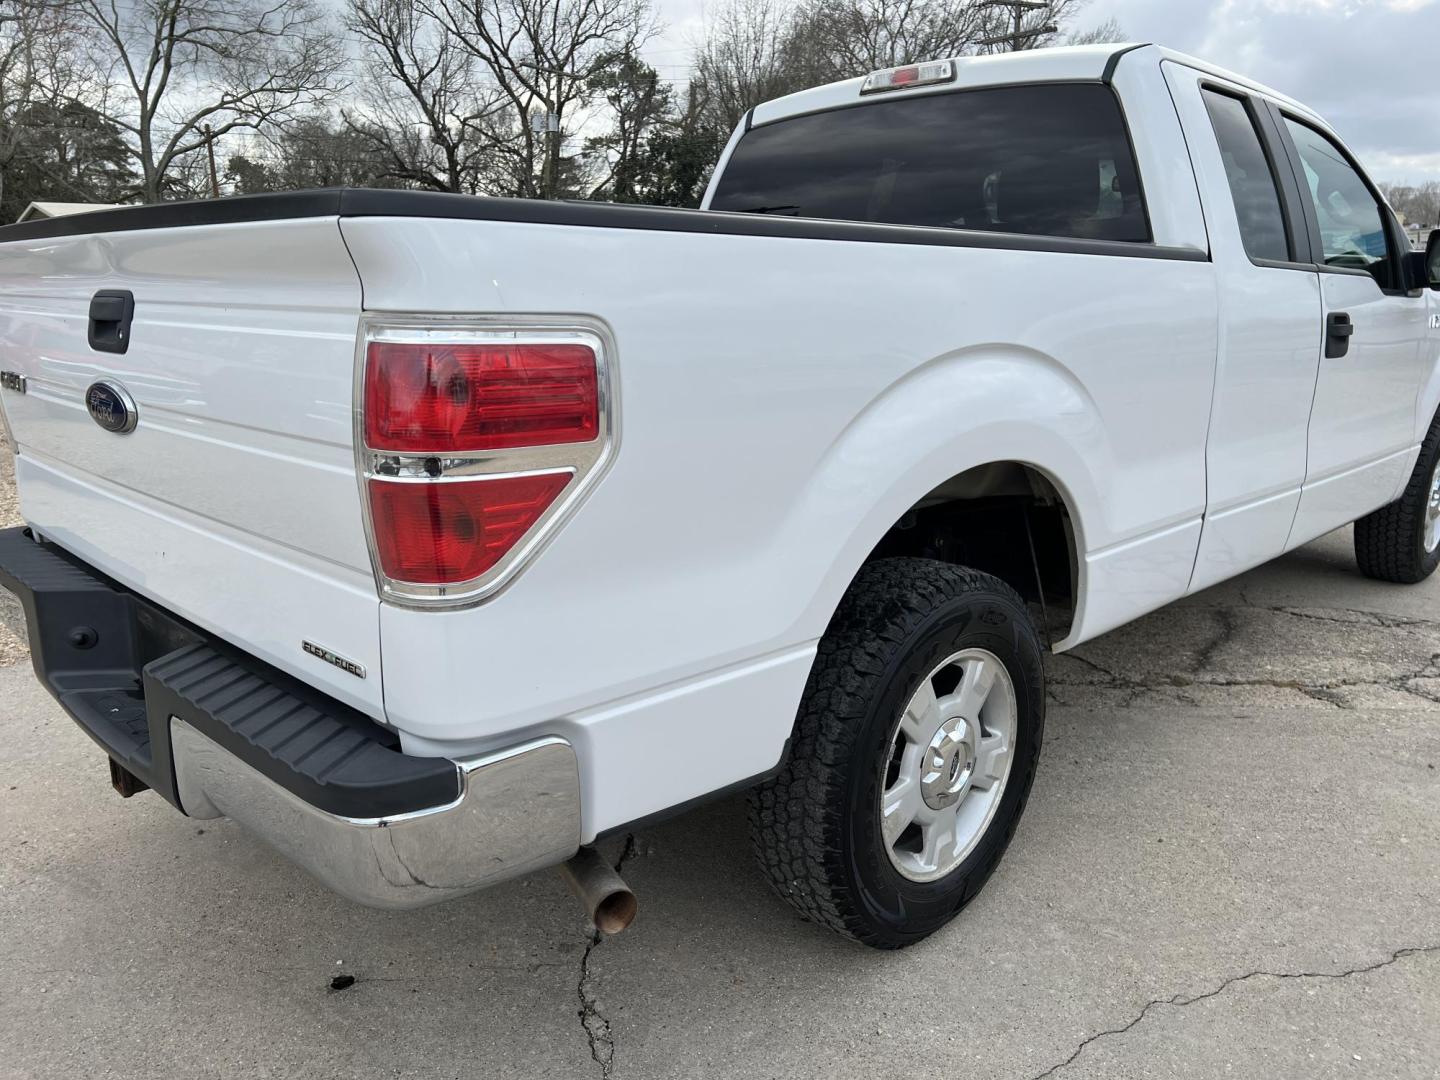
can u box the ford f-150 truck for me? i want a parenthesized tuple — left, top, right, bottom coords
(1, 44, 1438, 949)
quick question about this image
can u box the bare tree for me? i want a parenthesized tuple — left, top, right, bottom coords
(0, 4, 45, 210)
(421, 0, 654, 198)
(692, 0, 1112, 139)
(691, 0, 814, 133)
(789, 0, 984, 80)
(64, 0, 346, 201)
(1380, 180, 1440, 230)
(345, 0, 510, 193)
(1067, 17, 1126, 45)
(0, 0, 87, 209)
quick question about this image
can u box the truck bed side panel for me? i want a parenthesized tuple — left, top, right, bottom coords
(341, 215, 1219, 833)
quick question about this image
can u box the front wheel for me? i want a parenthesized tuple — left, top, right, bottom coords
(1355, 409, 1440, 584)
(748, 558, 1045, 948)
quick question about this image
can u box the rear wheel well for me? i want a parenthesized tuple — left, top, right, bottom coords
(866, 463, 1077, 642)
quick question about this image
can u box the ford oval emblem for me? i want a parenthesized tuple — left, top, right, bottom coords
(86, 380, 138, 434)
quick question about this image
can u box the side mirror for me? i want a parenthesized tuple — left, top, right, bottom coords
(1428, 229, 1440, 289)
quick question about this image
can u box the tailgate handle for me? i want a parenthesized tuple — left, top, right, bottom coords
(88, 290, 134, 355)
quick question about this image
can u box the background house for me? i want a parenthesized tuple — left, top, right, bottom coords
(16, 201, 121, 223)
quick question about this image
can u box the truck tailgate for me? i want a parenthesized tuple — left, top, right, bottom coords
(0, 217, 382, 716)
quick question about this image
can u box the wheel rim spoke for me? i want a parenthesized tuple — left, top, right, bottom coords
(918, 813, 957, 872)
(954, 654, 998, 718)
(972, 730, 1011, 791)
(899, 679, 939, 743)
(1427, 460, 1440, 553)
(880, 775, 923, 847)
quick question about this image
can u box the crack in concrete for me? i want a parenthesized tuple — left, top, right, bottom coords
(1401, 679, 1440, 705)
(1187, 591, 1440, 628)
(1027, 943, 1440, 1080)
(1247, 604, 1440, 633)
(576, 834, 637, 1078)
(1051, 665, 1440, 710)
(1191, 608, 1235, 676)
(1051, 602, 1440, 711)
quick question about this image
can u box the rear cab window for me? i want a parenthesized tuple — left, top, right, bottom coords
(1200, 89, 1292, 264)
(709, 83, 1151, 243)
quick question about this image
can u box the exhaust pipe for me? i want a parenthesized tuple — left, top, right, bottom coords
(559, 845, 637, 935)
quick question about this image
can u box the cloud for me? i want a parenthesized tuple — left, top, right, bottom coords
(1364, 149, 1440, 176)
(1086, 0, 1440, 181)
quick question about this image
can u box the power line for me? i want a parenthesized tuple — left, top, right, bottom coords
(975, 0, 1056, 50)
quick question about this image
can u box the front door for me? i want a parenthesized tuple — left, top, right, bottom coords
(1165, 71, 1324, 592)
(1275, 113, 1432, 546)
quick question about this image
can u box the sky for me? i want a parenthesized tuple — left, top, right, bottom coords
(641, 0, 1440, 185)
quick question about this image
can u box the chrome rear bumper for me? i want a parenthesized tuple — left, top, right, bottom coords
(172, 719, 582, 910)
(0, 526, 582, 910)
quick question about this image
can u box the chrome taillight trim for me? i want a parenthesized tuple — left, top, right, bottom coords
(367, 442, 595, 479)
(353, 314, 618, 609)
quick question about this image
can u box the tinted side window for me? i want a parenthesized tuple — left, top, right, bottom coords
(709, 84, 1149, 242)
(1283, 117, 1394, 289)
(1201, 90, 1290, 263)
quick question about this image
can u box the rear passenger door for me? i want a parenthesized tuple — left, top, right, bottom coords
(1163, 66, 1323, 591)
(1272, 115, 1433, 546)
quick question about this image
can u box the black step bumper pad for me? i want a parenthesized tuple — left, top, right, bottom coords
(0, 527, 458, 817)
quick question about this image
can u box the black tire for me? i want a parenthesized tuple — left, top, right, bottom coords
(748, 557, 1045, 949)
(1355, 409, 1440, 584)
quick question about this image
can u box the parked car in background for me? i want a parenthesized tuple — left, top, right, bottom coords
(0, 44, 1437, 948)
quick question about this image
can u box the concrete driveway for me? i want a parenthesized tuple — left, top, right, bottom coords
(2, 464, 1437, 1077)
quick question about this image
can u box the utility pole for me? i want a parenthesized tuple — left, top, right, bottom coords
(976, 0, 1056, 51)
(531, 109, 560, 199)
(203, 124, 220, 198)
(545, 108, 559, 200)
(526, 60, 576, 200)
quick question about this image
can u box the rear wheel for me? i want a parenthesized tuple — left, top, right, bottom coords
(1355, 410, 1440, 584)
(748, 558, 1045, 948)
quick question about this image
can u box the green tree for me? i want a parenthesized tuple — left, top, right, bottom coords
(222, 152, 277, 194)
(225, 117, 398, 194)
(584, 50, 672, 202)
(631, 82, 727, 208)
(0, 99, 136, 219)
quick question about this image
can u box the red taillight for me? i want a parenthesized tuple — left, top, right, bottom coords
(364, 341, 599, 453)
(368, 473, 571, 584)
(360, 325, 610, 603)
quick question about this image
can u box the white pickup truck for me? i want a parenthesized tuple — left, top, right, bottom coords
(1, 44, 1437, 949)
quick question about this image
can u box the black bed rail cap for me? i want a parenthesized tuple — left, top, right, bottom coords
(0, 186, 1208, 263)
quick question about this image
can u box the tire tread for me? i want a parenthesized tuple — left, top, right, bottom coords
(747, 557, 1041, 947)
(1355, 409, 1440, 584)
